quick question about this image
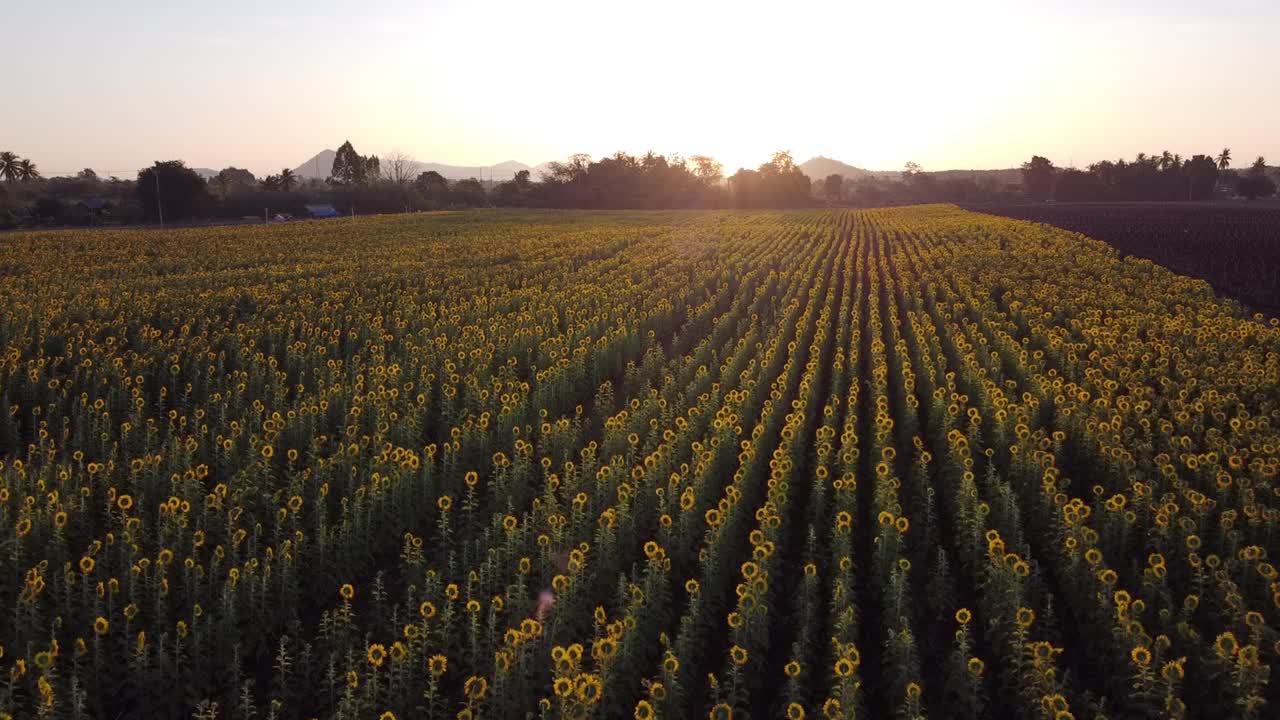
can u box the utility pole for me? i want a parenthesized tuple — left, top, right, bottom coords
(154, 168, 164, 228)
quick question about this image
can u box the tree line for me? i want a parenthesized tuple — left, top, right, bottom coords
(0, 141, 819, 227)
(3, 141, 1277, 228)
(1019, 149, 1277, 202)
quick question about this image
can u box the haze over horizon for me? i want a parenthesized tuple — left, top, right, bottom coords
(9, 0, 1279, 179)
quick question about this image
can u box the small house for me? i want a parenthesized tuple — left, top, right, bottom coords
(78, 198, 114, 223)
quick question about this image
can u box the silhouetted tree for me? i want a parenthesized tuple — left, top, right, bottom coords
(15, 159, 40, 182)
(331, 141, 366, 185)
(278, 168, 298, 191)
(1184, 155, 1219, 200)
(1054, 168, 1101, 202)
(382, 151, 415, 185)
(451, 178, 487, 206)
(1237, 157, 1276, 200)
(212, 167, 256, 199)
(136, 161, 210, 220)
(414, 170, 448, 195)
(823, 173, 844, 201)
(1021, 156, 1056, 201)
(754, 151, 811, 208)
(0, 152, 19, 183)
(690, 155, 723, 186)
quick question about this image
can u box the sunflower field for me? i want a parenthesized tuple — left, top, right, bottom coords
(0, 207, 1276, 720)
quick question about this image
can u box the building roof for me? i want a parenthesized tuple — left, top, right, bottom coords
(304, 203, 340, 218)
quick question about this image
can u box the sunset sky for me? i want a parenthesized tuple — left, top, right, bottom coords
(9, 0, 1279, 178)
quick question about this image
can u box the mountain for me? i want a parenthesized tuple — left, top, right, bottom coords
(293, 150, 338, 180)
(291, 150, 539, 181)
(799, 156, 890, 181)
(800, 156, 1022, 186)
(191, 167, 219, 180)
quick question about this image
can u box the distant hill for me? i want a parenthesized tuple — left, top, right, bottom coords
(191, 167, 219, 180)
(800, 156, 1022, 186)
(292, 150, 539, 182)
(292, 150, 337, 180)
(799, 156, 886, 181)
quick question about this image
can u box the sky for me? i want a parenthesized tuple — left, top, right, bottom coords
(6, 0, 1279, 178)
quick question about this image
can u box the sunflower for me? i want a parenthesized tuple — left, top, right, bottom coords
(554, 677, 575, 698)
(367, 644, 386, 668)
(785, 660, 802, 677)
(464, 675, 488, 701)
(1130, 646, 1151, 666)
(576, 674, 602, 705)
(967, 657, 985, 676)
(955, 608, 971, 625)
(729, 645, 748, 666)
(786, 703, 805, 720)
(340, 584, 355, 600)
(1214, 632, 1238, 658)
(428, 654, 448, 677)
(1016, 607, 1035, 628)
(834, 658, 855, 678)
(634, 700, 655, 720)
(709, 703, 733, 720)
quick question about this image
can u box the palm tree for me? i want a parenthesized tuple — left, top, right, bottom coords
(1158, 150, 1174, 171)
(16, 159, 40, 182)
(1216, 148, 1231, 171)
(279, 168, 297, 192)
(0, 152, 19, 183)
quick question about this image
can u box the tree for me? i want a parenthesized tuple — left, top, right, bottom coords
(1237, 157, 1276, 200)
(382, 151, 416, 185)
(0, 152, 18, 183)
(78, 168, 98, 181)
(16, 159, 40, 182)
(755, 151, 811, 208)
(690, 155, 723, 186)
(1185, 155, 1219, 200)
(260, 174, 281, 191)
(363, 155, 381, 184)
(823, 173, 844, 201)
(1216, 148, 1232, 171)
(278, 168, 297, 191)
(414, 170, 448, 196)
(1020, 156, 1056, 201)
(493, 171, 534, 206)
(902, 161, 923, 182)
(136, 160, 210, 220)
(331, 140, 366, 185)
(451, 178, 486, 206)
(1054, 168, 1101, 202)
